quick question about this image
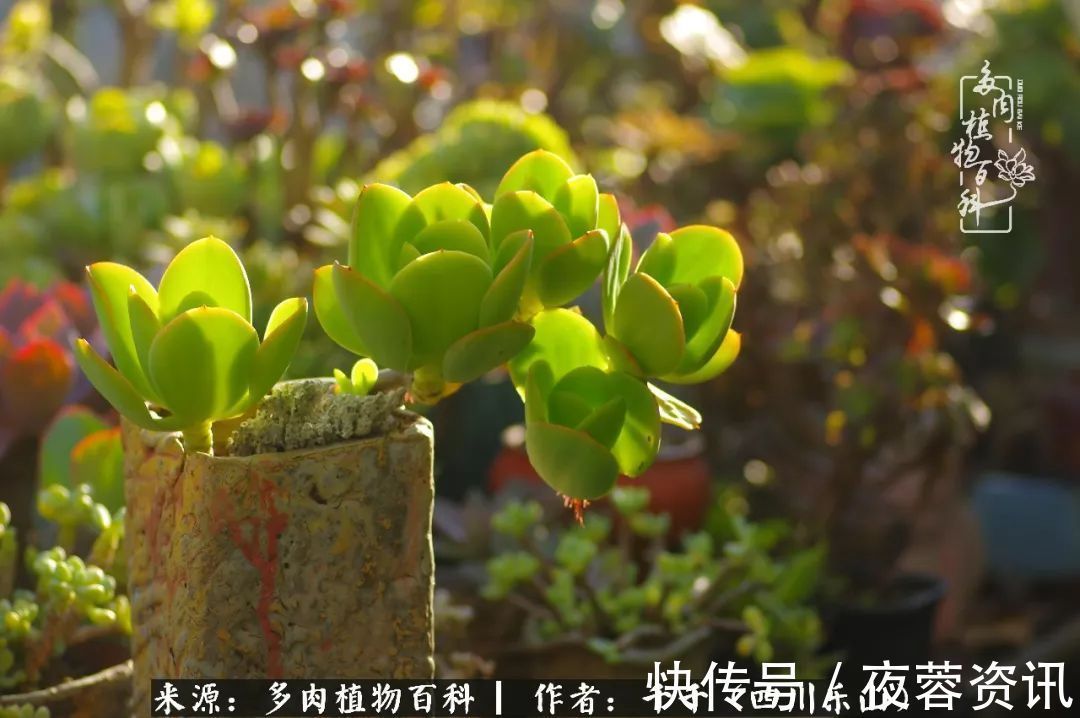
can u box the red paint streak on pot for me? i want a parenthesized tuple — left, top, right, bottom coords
(219, 476, 288, 678)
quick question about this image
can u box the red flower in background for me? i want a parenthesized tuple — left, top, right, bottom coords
(0, 279, 101, 456)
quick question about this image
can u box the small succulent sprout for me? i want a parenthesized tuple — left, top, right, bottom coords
(490, 150, 620, 316)
(73, 236, 308, 454)
(604, 225, 744, 384)
(313, 180, 537, 402)
(333, 358, 379, 397)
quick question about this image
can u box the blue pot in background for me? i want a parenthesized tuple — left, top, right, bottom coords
(972, 472, 1080, 580)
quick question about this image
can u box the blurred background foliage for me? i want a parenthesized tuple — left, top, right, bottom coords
(0, 0, 1078, 689)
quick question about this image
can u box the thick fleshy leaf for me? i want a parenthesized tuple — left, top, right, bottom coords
(536, 229, 609, 308)
(245, 297, 308, 408)
(148, 307, 259, 426)
(73, 339, 158, 429)
(553, 175, 600, 238)
(525, 422, 619, 500)
(611, 273, 685, 376)
(490, 191, 571, 260)
(493, 229, 534, 274)
(664, 330, 741, 385)
(39, 407, 109, 490)
(574, 396, 626, 449)
(666, 284, 708, 340)
(638, 225, 744, 289)
(597, 193, 621, 242)
(524, 362, 555, 425)
(388, 251, 491, 368)
(408, 219, 490, 263)
(602, 224, 633, 332)
(648, 382, 703, 429)
(551, 367, 660, 476)
(508, 309, 609, 393)
(480, 234, 533, 327)
(395, 183, 490, 249)
(442, 321, 534, 383)
(157, 236, 252, 324)
(127, 290, 161, 387)
(349, 183, 413, 287)
(313, 265, 368, 356)
(679, 277, 736, 374)
(495, 150, 575, 201)
(332, 264, 412, 369)
(85, 262, 159, 401)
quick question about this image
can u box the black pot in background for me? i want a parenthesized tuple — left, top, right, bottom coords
(823, 573, 946, 670)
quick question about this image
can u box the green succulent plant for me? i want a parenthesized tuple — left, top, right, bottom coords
(165, 139, 249, 218)
(604, 224, 743, 383)
(72, 236, 308, 454)
(368, 100, 578, 197)
(0, 486, 129, 694)
(69, 88, 171, 175)
(317, 149, 743, 500)
(0, 67, 54, 168)
(481, 490, 825, 666)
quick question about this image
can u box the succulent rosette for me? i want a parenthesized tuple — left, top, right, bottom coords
(603, 224, 743, 384)
(72, 236, 308, 453)
(509, 309, 661, 500)
(313, 180, 537, 402)
(489, 150, 621, 316)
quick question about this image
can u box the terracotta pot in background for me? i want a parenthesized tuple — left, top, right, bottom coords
(489, 425, 712, 534)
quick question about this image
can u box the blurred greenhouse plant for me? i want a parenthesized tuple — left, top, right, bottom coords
(72, 237, 308, 454)
(315, 149, 744, 500)
(0, 489, 129, 694)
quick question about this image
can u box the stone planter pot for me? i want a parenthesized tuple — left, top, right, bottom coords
(0, 660, 132, 717)
(122, 381, 435, 717)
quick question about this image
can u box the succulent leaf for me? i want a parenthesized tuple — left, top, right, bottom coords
(611, 273, 685, 376)
(157, 236, 252, 324)
(443, 321, 535, 384)
(495, 150, 575, 201)
(387, 251, 491, 369)
(331, 263, 413, 369)
(312, 265, 369, 356)
(536, 229, 610, 308)
(349, 183, 413, 287)
(553, 174, 600, 238)
(480, 233, 534, 327)
(85, 262, 160, 402)
(147, 307, 258, 427)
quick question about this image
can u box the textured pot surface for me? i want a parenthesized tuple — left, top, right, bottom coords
(123, 397, 435, 716)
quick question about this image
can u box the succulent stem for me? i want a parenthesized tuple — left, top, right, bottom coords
(182, 421, 214, 455)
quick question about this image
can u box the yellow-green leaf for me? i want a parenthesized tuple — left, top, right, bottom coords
(157, 236, 252, 324)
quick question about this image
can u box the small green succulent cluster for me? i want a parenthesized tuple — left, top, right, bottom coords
(73, 236, 308, 454)
(317, 150, 743, 498)
(0, 704, 49, 718)
(0, 489, 128, 694)
(482, 488, 824, 665)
